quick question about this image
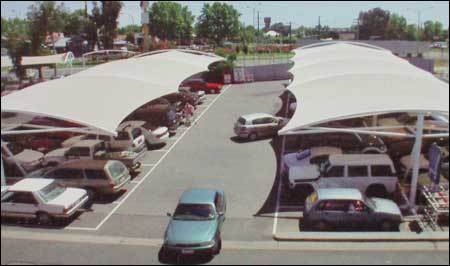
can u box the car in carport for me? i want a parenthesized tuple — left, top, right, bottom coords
(1, 141, 44, 172)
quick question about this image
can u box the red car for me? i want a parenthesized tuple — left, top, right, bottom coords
(180, 79, 222, 94)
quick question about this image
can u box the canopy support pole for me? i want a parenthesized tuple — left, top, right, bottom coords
(409, 113, 425, 208)
(1, 142, 27, 177)
(372, 115, 378, 127)
(1, 156, 6, 186)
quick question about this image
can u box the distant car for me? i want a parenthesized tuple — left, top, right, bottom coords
(1, 178, 89, 224)
(288, 154, 398, 197)
(29, 159, 131, 197)
(164, 92, 201, 107)
(1, 141, 44, 172)
(118, 121, 169, 147)
(180, 79, 222, 94)
(179, 87, 206, 103)
(234, 113, 289, 141)
(281, 146, 343, 176)
(303, 188, 402, 231)
(163, 189, 226, 257)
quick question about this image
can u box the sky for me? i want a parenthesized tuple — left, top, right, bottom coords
(1, 1, 449, 29)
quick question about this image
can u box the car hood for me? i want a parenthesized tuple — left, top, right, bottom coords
(44, 148, 70, 158)
(372, 198, 402, 216)
(47, 188, 87, 208)
(166, 219, 217, 245)
(289, 165, 320, 181)
(13, 149, 44, 163)
(283, 153, 311, 169)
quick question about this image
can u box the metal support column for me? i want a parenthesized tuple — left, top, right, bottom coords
(410, 113, 425, 207)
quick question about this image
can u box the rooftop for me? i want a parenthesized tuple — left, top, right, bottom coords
(317, 188, 363, 201)
(179, 188, 217, 205)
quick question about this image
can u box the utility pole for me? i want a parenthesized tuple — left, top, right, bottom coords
(318, 16, 321, 39)
(289, 22, 292, 42)
(84, 1, 88, 19)
(140, 1, 150, 52)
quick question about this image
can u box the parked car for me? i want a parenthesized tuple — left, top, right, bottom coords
(180, 79, 222, 94)
(303, 188, 402, 231)
(179, 87, 206, 103)
(43, 140, 144, 172)
(234, 113, 289, 141)
(285, 132, 387, 154)
(164, 92, 202, 108)
(288, 154, 398, 198)
(29, 160, 131, 197)
(1, 178, 89, 224)
(163, 189, 226, 257)
(1, 141, 44, 172)
(281, 146, 343, 176)
(62, 124, 148, 153)
(118, 121, 169, 147)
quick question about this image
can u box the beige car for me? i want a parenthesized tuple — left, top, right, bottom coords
(30, 160, 131, 197)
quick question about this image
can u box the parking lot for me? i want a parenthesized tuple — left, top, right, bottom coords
(1, 80, 291, 243)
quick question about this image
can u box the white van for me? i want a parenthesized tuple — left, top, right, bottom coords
(288, 154, 398, 197)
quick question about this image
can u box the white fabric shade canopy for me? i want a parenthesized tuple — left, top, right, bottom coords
(1, 50, 224, 136)
(279, 42, 450, 135)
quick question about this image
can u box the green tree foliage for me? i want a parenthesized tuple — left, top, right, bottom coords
(385, 13, 407, 40)
(27, 1, 65, 55)
(405, 24, 419, 41)
(1, 17, 29, 37)
(148, 1, 194, 43)
(358, 8, 390, 40)
(61, 9, 85, 36)
(118, 24, 141, 35)
(5, 31, 31, 81)
(196, 2, 241, 46)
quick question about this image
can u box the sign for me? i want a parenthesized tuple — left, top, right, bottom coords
(428, 143, 442, 185)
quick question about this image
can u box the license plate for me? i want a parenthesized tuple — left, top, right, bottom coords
(181, 249, 194, 255)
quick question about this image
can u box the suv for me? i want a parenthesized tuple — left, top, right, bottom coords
(303, 188, 402, 231)
(163, 189, 226, 257)
(43, 140, 144, 172)
(62, 126, 146, 154)
(234, 113, 289, 141)
(1, 178, 89, 224)
(180, 79, 222, 94)
(288, 154, 398, 197)
(29, 160, 131, 197)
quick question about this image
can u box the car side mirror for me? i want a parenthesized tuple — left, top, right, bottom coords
(218, 211, 224, 217)
(166, 213, 172, 217)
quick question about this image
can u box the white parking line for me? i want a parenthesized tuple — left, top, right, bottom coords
(147, 150, 168, 153)
(65, 85, 230, 231)
(141, 164, 155, 167)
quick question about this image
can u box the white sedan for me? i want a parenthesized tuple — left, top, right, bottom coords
(281, 146, 343, 175)
(1, 178, 89, 224)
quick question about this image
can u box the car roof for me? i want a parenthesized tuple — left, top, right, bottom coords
(55, 159, 111, 170)
(241, 113, 274, 121)
(179, 188, 218, 205)
(317, 188, 363, 201)
(118, 121, 145, 130)
(328, 154, 393, 166)
(72, 139, 104, 148)
(9, 178, 53, 192)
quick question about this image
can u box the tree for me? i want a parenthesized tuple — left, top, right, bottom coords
(118, 24, 141, 35)
(196, 2, 241, 46)
(125, 32, 135, 44)
(385, 13, 407, 40)
(27, 1, 65, 55)
(358, 8, 390, 40)
(98, 1, 123, 49)
(1, 17, 29, 37)
(5, 31, 30, 82)
(147, 1, 194, 44)
(405, 24, 419, 41)
(61, 9, 85, 36)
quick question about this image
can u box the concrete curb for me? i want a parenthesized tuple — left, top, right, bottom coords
(274, 231, 450, 242)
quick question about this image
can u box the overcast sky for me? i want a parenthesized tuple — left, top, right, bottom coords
(1, 1, 449, 29)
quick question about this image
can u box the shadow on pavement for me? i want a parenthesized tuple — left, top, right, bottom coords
(158, 248, 214, 265)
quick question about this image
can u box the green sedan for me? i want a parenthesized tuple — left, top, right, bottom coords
(163, 188, 226, 257)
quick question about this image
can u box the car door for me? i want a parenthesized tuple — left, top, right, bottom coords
(251, 118, 265, 136)
(3, 192, 40, 218)
(347, 165, 369, 192)
(346, 200, 371, 229)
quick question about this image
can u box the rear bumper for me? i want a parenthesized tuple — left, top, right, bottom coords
(163, 243, 215, 255)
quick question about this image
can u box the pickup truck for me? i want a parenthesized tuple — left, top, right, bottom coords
(43, 140, 145, 172)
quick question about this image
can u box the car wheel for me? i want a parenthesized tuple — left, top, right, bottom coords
(316, 221, 330, 231)
(381, 221, 395, 232)
(213, 237, 222, 255)
(36, 212, 52, 225)
(249, 132, 258, 141)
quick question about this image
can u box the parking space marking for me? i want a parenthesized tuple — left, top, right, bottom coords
(147, 150, 168, 153)
(141, 163, 155, 167)
(64, 85, 231, 232)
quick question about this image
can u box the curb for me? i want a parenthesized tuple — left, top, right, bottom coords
(273, 232, 450, 242)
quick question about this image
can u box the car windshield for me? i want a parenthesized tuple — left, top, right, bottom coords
(364, 196, 377, 210)
(237, 117, 247, 125)
(38, 182, 66, 203)
(108, 162, 127, 181)
(173, 204, 215, 221)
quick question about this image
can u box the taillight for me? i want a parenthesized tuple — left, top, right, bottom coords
(63, 207, 68, 214)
